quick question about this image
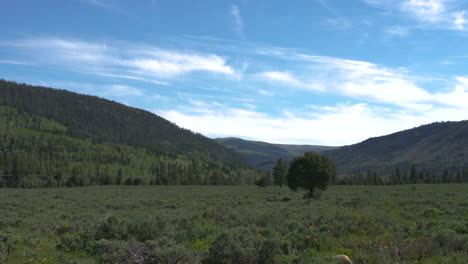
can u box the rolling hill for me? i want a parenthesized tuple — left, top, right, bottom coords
(322, 120, 468, 176)
(215, 137, 338, 170)
(0, 80, 260, 187)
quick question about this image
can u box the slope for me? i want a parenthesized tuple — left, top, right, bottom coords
(0, 80, 251, 168)
(0, 80, 259, 187)
(323, 120, 468, 175)
(215, 137, 338, 170)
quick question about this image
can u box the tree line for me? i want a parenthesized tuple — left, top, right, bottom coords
(259, 158, 468, 188)
(337, 165, 468, 185)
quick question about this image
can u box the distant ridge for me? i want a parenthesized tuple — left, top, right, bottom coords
(323, 120, 468, 175)
(215, 137, 338, 170)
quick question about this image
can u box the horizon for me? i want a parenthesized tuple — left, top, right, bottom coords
(2, 0, 468, 145)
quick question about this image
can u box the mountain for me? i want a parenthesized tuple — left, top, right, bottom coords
(0, 80, 259, 187)
(323, 120, 468, 176)
(215, 137, 338, 170)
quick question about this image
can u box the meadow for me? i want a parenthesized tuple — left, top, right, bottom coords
(0, 184, 467, 264)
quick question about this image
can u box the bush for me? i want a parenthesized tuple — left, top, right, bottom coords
(150, 238, 201, 264)
(93, 239, 155, 264)
(127, 216, 165, 242)
(203, 228, 260, 264)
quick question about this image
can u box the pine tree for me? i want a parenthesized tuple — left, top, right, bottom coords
(272, 158, 288, 187)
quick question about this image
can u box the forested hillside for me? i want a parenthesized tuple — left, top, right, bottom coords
(215, 137, 337, 170)
(0, 80, 259, 187)
(323, 120, 468, 183)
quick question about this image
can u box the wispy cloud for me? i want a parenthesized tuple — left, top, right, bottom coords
(258, 89, 274, 96)
(453, 10, 468, 29)
(104, 84, 144, 97)
(5, 37, 236, 84)
(254, 46, 468, 111)
(0, 60, 31, 65)
(80, 0, 130, 15)
(48, 81, 145, 98)
(126, 50, 234, 77)
(230, 5, 244, 36)
(385, 25, 411, 36)
(323, 17, 353, 29)
(366, 0, 468, 30)
(402, 0, 446, 22)
(259, 71, 324, 91)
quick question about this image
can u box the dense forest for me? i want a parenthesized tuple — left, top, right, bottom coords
(0, 80, 260, 188)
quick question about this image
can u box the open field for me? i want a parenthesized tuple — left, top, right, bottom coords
(1, 185, 467, 264)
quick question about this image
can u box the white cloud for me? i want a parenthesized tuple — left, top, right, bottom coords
(364, 0, 468, 30)
(258, 89, 274, 96)
(96, 73, 169, 85)
(12, 38, 111, 63)
(255, 47, 468, 112)
(7, 37, 235, 81)
(0, 60, 31, 65)
(259, 71, 324, 91)
(257, 51, 433, 105)
(81, 0, 129, 15)
(385, 25, 411, 36)
(340, 77, 432, 104)
(230, 5, 244, 36)
(126, 52, 234, 77)
(105, 84, 144, 97)
(324, 17, 353, 30)
(402, 0, 446, 22)
(157, 102, 432, 145)
(453, 11, 468, 29)
(159, 93, 468, 145)
(433, 76, 468, 109)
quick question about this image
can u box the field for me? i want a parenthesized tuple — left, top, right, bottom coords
(0, 185, 467, 264)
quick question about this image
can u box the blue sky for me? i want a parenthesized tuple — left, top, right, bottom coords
(1, 0, 468, 145)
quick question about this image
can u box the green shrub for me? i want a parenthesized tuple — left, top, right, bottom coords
(127, 216, 165, 242)
(203, 228, 260, 264)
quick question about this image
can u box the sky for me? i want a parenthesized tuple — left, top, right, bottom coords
(1, 0, 468, 146)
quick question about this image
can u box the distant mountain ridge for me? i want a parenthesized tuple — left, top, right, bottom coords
(323, 120, 468, 176)
(215, 137, 338, 170)
(217, 120, 468, 178)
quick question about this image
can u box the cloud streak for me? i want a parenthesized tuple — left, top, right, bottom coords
(230, 5, 244, 36)
(366, 0, 468, 30)
(259, 71, 323, 91)
(5, 37, 236, 84)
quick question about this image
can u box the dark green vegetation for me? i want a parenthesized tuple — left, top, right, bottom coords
(0, 80, 260, 187)
(215, 137, 337, 170)
(323, 121, 468, 177)
(272, 158, 288, 187)
(1, 185, 467, 264)
(287, 152, 335, 199)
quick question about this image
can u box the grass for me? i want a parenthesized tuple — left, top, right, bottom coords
(0, 184, 467, 264)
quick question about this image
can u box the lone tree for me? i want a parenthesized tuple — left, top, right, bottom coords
(272, 158, 288, 187)
(287, 152, 335, 199)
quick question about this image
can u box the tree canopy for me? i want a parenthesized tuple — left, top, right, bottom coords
(272, 158, 288, 187)
(287, 152, 335, 199)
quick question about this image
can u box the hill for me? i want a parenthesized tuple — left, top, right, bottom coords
(0, 80, 259, 187)
(323, 120, 468, 177)
(215, 137, 337, 170)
